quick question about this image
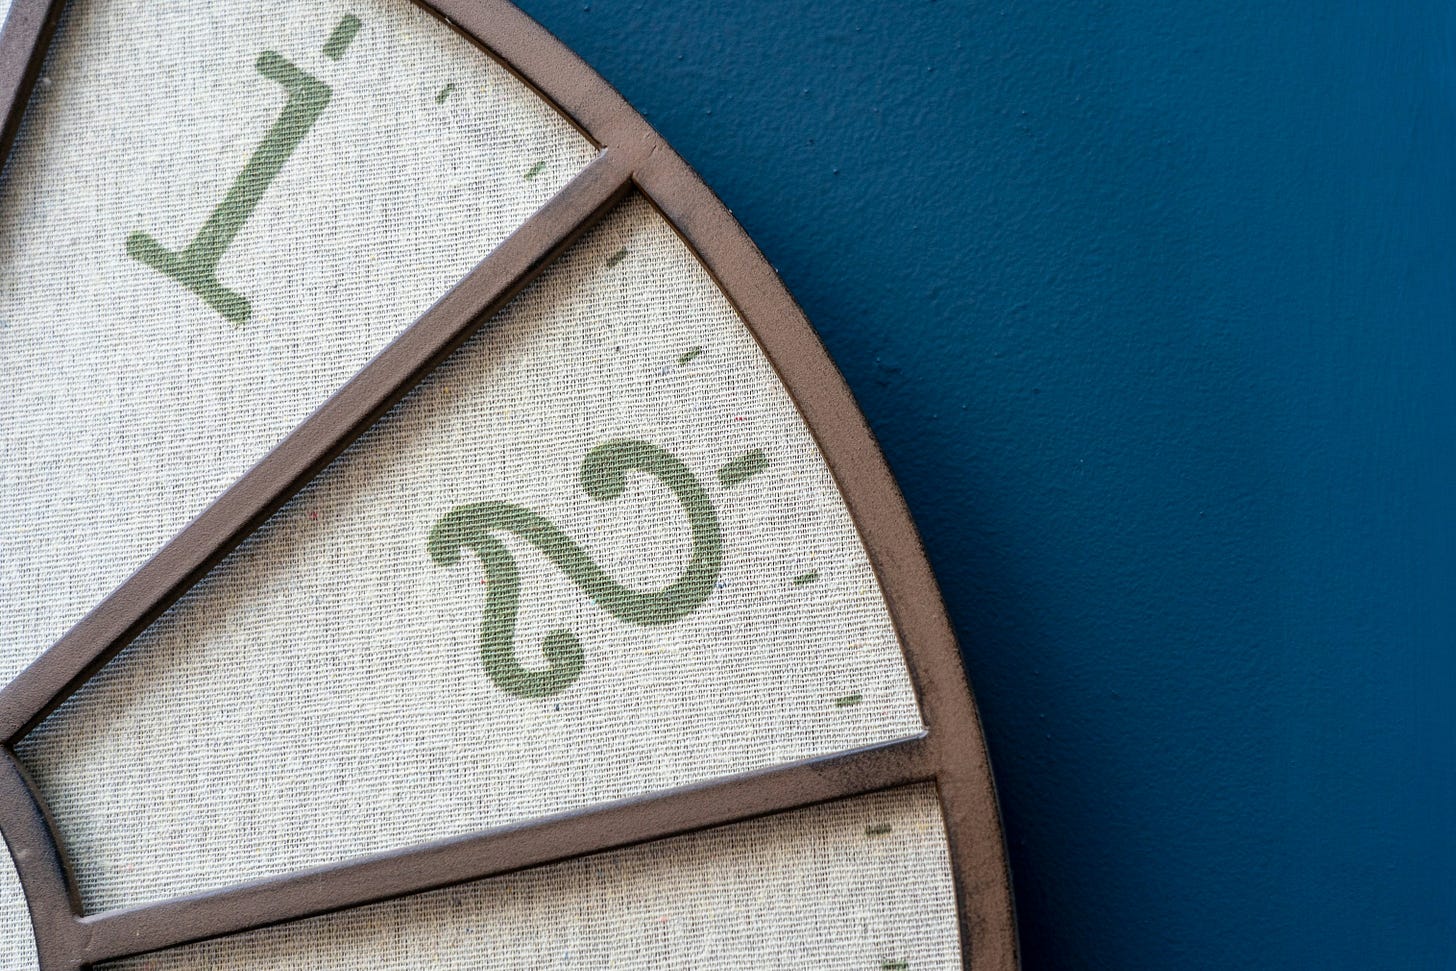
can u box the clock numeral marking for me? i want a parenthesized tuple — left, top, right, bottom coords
(126, 15, 361, 325)
(429, 440, 761, 699)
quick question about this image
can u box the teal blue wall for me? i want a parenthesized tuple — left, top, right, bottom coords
(519, 2, 1456, 966)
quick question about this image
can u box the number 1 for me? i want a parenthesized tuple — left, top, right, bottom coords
(126, 15, 360, 325)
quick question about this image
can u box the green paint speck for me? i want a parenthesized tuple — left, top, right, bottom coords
(606, 247, 629, 267)
(865, 823, 893, 837)
(882, 962, 910, 970)
(835, 693, 863, 708)
(677, 345, 702, 365)
(524, 160, 546, 181)
(793, 569, 820, 586)
(436, 82, 456, 104)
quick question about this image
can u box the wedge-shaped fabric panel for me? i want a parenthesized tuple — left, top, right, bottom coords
(0, 836, 37, 971)
(19, 196, 924, 912)
(101, 785, 956, 970)
(0, 0, 595, 682)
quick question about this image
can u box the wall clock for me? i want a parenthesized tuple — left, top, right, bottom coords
(0, 0, 1017, 967)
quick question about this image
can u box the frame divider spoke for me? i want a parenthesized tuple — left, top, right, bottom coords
(72, 737, 933, 964)
(0, 148, 636, 744)
(0, 0, 65, 170)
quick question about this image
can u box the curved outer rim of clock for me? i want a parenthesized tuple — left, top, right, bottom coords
(0, 1, 1019, 968)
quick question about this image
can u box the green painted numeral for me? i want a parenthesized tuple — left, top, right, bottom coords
(127, 16, 360, 325)
(429, 440, 730, 699)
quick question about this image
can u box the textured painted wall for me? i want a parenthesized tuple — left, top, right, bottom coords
(517, 1, 1456, 967)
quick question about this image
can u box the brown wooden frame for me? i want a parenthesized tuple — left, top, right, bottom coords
(0, 1, 1019, 968)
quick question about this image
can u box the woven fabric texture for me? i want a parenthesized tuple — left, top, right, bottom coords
(19, 195, 924, 913)
(0, 0, 594, 685)
(103, 785, 959, 971)
(0, 835, 36, 971)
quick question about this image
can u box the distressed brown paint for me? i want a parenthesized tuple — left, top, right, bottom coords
(0, 1, 1018, 968)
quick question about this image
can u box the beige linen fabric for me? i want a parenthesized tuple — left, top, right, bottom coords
(19, 196, 925, 913)
(0, 837, 37, 971)
(0, 0, 594, 685)
(103, 785, 959, 971)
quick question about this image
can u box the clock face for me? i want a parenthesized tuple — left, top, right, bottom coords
(0, 2, 1014, 969)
